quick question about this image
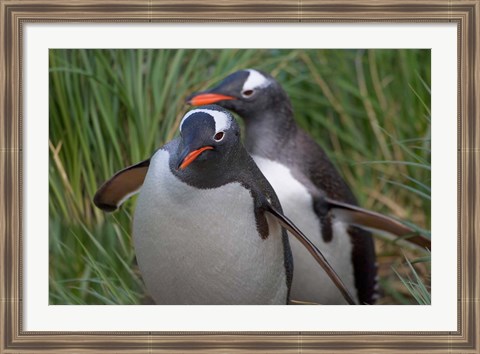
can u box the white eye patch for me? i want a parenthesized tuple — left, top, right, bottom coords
(180, 109, 231, 134)
(242, 69, 271, 92)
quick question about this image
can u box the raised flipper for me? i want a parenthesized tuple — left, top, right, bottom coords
(93, 159, 150, 212)
(321, 197, 431, 250)
(265, 204, 356, 305)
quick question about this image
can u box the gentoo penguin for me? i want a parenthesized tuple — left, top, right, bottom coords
(93, 106, 355, 305)
(187, 69, 427, 304)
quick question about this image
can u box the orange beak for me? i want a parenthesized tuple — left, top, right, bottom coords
(188, 93, 236, 106)
(178, 146, 214, 170)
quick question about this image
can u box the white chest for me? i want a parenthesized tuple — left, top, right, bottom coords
(133, 150, 287, 304)
(252, 155, 356, 304)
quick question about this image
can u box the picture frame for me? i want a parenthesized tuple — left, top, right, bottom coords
(1, 0, 478, 352)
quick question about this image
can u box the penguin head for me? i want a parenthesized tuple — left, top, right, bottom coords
(175, 105, 241, 172)
(186, 69, 287, 117)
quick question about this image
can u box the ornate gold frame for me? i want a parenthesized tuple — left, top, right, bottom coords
(1, 1, 478, 352)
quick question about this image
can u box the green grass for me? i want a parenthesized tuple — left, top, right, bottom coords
(393, 253, 431, 305)
(49, 49, 431, 305)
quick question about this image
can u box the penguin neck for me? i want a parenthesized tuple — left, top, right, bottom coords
(243, 105, 297, 158)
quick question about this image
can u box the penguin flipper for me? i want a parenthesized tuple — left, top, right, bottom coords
(324, 197, 431, 250)
(265, 204, 356, 305)
(93, 159, 150, 212)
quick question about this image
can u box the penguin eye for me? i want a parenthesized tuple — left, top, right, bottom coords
(242, 89, 254, 98)
(214, 131, 225, 141)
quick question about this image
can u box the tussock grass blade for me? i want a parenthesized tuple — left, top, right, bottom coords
(380, 177, 431, 201)
(392, 255, 431, 305)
